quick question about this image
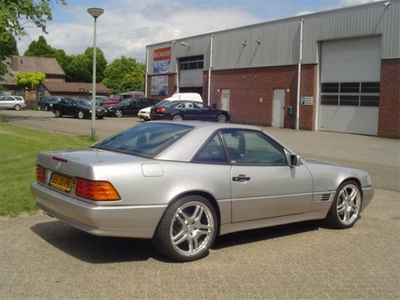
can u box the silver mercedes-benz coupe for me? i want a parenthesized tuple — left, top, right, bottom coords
(31, 121, 374, 262)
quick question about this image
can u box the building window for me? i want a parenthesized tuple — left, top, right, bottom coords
(321, 82, 380, 107)
(180, 55, 204, 70)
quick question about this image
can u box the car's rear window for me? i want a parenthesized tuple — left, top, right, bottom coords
(91, 122, 193, 158)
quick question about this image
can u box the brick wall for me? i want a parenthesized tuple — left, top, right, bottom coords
(379, 59, 400, 139)
(208, 64, 316, 129)
(147, 60, 399, 138)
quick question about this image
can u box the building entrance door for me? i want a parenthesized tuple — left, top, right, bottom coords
(221, 89, 230, 112)
(272, 89, 285, 127)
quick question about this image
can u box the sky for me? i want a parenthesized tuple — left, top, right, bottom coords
(17, 0, 383, 64)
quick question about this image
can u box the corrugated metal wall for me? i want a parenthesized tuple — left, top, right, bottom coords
(147, 0, 399, 74)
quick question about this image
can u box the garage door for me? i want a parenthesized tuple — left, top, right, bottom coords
(319, 36, 381, 135)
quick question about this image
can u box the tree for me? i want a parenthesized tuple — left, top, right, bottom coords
(66, 47, 107, 83)
(0, 0, 66, 79)
(13, 71, 46, 90)
(23, 35, 73, 78)
(103, 56, 145, 93)
(24, 35, 54, 57)
(0, 32, 19, 87)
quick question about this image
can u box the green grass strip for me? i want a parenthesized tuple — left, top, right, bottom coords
(0, 121, 93, 217)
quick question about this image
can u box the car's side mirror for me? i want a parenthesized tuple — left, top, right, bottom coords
(289, 154, 301, 166)
(284, 149, 301, 166)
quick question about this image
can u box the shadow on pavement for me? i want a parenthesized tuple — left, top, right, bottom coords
(213, 221, 319, 250)
(30, 220, 157, 263)
(30, 218, 320, 263)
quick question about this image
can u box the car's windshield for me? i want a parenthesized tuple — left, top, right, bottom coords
(154, 100, 170, 107)
(91, 122, 193, 158)
(164, 101, 181, 108)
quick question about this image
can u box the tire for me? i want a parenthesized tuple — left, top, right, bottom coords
(217, 114, 227, 123)
(325, 180, 362, 229)
(77, 111, 85, 119)
(152, 195, 218, 262)
(14, 105, 21, 111)
(98, 116, 104, 120)
(54, 110, 62, 118)
(115, 109, 123, 118)
(172, 114, 183, 121)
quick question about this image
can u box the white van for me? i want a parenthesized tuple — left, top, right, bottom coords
(138, 93, 203, 121)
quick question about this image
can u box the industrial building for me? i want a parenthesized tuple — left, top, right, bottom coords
(145, 0, 399, 138)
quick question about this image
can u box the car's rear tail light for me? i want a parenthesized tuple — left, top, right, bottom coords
(75, 178, 121, 201)
(36, 165, 46, 183)
(155, 107, 165, 114)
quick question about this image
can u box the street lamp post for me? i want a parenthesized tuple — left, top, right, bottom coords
(87, 7, 104, 138)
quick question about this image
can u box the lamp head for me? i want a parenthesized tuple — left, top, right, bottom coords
(87, 7, 104, 19)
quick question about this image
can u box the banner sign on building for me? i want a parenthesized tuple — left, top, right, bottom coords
(153, 46, 171, 74)
(151, 75, 168, 96)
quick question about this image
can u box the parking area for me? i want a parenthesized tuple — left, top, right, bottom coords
(0, 110, 399, 299)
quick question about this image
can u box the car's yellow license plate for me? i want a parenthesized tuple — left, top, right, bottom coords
(50, 174, 73, 192)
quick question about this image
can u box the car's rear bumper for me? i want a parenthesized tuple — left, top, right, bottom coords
(31, 182, 167, 239)
(149, 114, 166, 120)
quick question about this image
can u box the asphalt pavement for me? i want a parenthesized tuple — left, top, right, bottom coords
(0, 109, 399, 299)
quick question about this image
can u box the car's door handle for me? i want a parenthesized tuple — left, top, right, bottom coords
(232, 174, 251, 182)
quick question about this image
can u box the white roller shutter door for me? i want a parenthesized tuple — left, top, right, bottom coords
(319, 36, 381, 135)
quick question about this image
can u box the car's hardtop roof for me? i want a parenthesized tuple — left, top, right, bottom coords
(147, 120, 263, 131)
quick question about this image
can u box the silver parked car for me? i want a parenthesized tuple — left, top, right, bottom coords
(31, 122, 374, 262)
(0, 95, 27, 110)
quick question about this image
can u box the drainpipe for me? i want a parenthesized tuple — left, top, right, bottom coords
(296, 18, 304, 130)
(207, 34, 214, 106)
(145, 47, 149, 97)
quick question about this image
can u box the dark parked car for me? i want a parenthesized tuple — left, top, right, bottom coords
(105, 97, 160, 117)
(38, 96, 63, 111)
(52, 98, 106, 119)
(150, 100, 230, 123)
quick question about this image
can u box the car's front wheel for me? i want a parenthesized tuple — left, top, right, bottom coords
(153, 196, 218, 262)
(77, 111, 85, 119)
(115, 109, 123, 118)
(325, 180, 362, 229)
(54, 110, 62, 118)
(14, 105, 21, 111)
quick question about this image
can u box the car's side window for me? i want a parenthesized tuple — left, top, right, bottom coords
(193, 134, 228, 164)
(221, 130, 287, 165)
(194, 102, 207, 109)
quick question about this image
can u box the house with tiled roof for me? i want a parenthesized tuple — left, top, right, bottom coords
(1, 56, 110, 108)
(1, 56, 66, 88)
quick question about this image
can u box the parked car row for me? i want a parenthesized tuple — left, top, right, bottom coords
(3, 92, 231, 123)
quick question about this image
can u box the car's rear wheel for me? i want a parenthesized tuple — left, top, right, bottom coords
(217, 114, 227, 123)
(325, 180, 362, 229)
(54, 110, 62, 118)
(115, 109, 123, 118)
(153, 195, 218, 262)
(77, 111, 85, 119)
(172, 114, 183, 121)
(14, 105, 21, 111)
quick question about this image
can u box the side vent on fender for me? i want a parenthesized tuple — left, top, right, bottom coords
(321, 194, 333, 201)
